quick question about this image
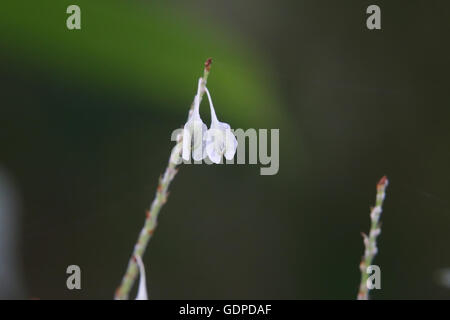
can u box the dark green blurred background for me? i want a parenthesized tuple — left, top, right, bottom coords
(0, 0, 449, 299)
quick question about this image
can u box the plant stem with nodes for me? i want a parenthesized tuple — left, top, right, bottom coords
(357, 176, 389, 300)
(115, 58, 213, 300)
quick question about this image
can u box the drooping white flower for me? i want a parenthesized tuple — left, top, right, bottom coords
(204, 87, 238, 164)
(135, 255, 148, 300)
(182, 78, 207, 161)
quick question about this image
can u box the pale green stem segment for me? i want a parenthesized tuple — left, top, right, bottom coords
(357, 176, 389, 300)
(115, 59, 212, 300)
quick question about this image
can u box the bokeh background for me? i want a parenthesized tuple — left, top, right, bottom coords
(0, 0, 449, 299)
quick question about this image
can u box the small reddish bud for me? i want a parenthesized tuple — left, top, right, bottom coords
(377, 175, 388, 189)
(205, 58, 212, 71)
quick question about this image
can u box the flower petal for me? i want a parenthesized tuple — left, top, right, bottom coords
(191, 121, 207, 161)
(182, 126, 192, 161)
(206, 142, 222, 164)
(135, 255, 148, 300)
(224, 129, 238, 160)
(204, 87, 219, 125)
(182, 118, 207, 161)
(205, 127, 224, 164)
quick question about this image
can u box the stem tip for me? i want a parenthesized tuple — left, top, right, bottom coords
(377, 175, 388, 189)
(205, 58, 213, 71)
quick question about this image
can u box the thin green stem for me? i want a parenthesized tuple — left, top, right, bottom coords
(357, 176, 389, 300)
(115, 58, 212, 300)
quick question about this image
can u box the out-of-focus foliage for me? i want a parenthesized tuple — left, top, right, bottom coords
(0, 1, 282, 127)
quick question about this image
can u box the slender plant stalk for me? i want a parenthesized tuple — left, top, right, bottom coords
(115, 59, 213, 300)
(357, 176, 389, 300)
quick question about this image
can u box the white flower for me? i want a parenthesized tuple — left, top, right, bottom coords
(135, 255, 148, 300)
(182, 78, 207, 161)
(204, 87, 238, 164)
